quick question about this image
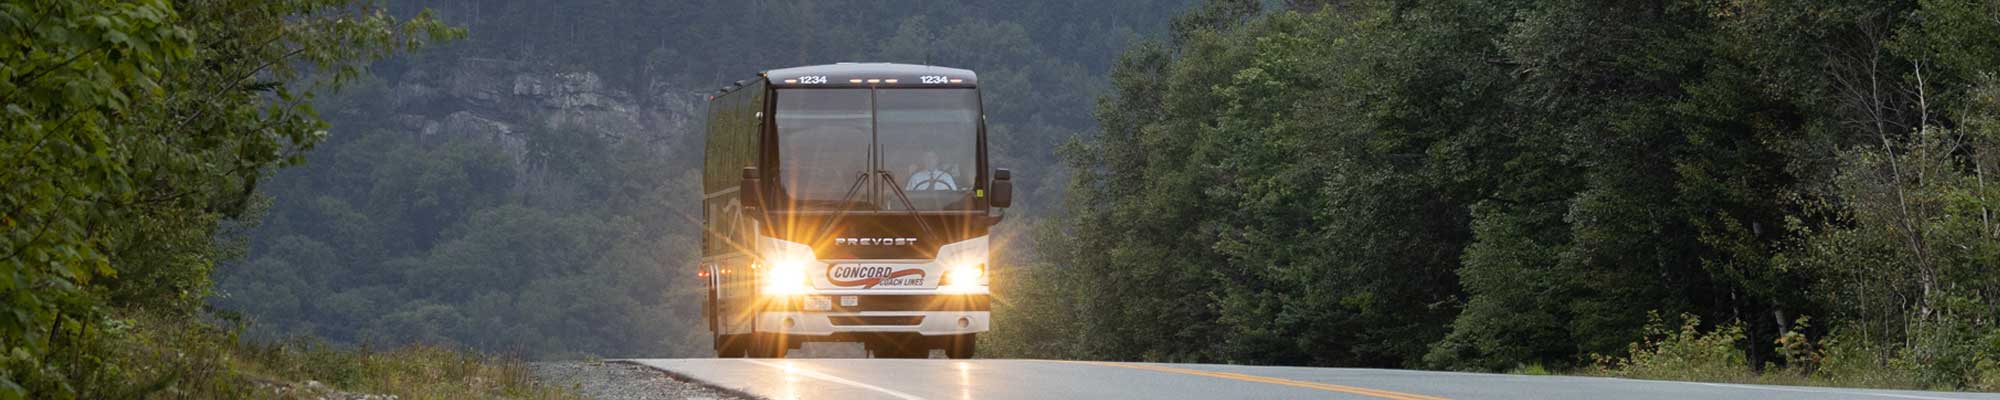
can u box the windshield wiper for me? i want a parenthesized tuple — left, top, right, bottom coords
(877, 171, 940, 244)
(813, 171, 872, 243)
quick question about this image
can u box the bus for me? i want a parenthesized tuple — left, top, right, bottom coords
(699, 63, 1011, 359)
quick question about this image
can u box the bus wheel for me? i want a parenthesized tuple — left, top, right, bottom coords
(945, 334, 976, 359)
(714, 334, 748, 358)
(750, 333, 788, 358)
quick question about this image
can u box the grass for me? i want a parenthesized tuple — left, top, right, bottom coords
(1583, 350, 1935, 392)
(232, 340, 580, 399)
(1575, 313, 1986, 392)
(72, 312, 579, 399)
(1506, 363, 1552, 376)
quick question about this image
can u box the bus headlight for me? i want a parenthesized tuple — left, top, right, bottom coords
(941, 263, 985, 291)
(762, 260, 810, 295)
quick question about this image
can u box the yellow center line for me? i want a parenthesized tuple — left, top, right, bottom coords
(1054, 360, 1452, 400)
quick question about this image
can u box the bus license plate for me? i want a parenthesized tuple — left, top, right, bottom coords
(804, 296, 832, 311)
(840, 296, 859, 307)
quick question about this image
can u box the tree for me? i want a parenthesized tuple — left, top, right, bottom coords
(0, 1, 455, 396)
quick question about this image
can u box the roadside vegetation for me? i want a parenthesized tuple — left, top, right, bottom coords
(55, 312, 573, 399)
(992, 0, 2000, 391)
(1590, 313, 1997, 391)
(0, 1, 575, 398)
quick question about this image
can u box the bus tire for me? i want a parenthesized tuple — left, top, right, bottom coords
(945, 334, 976, 359)
(714, 334, 748, 358)
(750, 333, 788, 358)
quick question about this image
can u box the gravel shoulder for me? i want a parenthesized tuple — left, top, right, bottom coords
(530, 360, 753, 400)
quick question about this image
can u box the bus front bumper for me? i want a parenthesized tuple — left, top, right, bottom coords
(754, 293, 990, 336)
(756, 311, 991, 336)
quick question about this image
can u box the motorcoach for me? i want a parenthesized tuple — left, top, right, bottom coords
(699, 63, 1011, 359)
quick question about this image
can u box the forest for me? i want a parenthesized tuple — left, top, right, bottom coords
(6, 0, 2000, 397)
(998, 0, 2000, 389)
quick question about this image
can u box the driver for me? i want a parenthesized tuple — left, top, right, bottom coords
(906, 151, 958, 191)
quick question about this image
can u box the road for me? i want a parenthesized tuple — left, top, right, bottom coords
(627, 358, 2000, 400)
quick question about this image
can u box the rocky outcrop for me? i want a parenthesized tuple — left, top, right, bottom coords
(515, 71, 650, 142)
(385, 57, 701, 175)
(432, 111, 524, 161)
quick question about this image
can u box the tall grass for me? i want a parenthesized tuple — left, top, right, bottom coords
(1588, 312, 1995, 391)
(60, 312, 577, 399)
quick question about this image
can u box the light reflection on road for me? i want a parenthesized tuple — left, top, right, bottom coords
(738, 358, 929, 400)
(779, 360, 801, 400)
(957, 361, 973, 400)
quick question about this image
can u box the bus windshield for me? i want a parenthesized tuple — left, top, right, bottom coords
(775, 88, 979, 211)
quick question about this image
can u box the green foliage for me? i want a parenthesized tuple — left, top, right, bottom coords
(1590, 313, 2000, 391)
(1775, 316, 1823, 374)
(0, 0, 456, 397)
(2, 3, 191, 395)
(1807, 332, 1932, 390)
(235, 338, 577, 399)
(216, 124, 706, 358)
(1508, 363, 1552, 376)
(1002, 0, 2000, 388)
(1592, 313, 1750, 383)
(995, 3, 1474, 366)
(1780, 0, 2000, 387)
(38, 311, 576, 399)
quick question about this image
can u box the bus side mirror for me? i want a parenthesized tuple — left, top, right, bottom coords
(740, 167, 763, 209)
(990, 168, 1013, 209)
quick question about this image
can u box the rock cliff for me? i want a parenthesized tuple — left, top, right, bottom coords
(384, 57, 701, 175)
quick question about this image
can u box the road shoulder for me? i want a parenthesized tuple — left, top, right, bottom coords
(530, 360, 754, 400)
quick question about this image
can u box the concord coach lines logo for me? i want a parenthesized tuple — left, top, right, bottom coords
(826, 264, 926, 288)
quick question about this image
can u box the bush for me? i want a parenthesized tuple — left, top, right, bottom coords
(1591, 313, 1749, 383)
(235, 339, 577, 399)
(1808, 332, 1927, 390)
(1590, 312, 2000, 391)
(11, 311, 576, 399)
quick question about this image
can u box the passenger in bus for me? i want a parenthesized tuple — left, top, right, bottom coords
(906, 151, 958, 191)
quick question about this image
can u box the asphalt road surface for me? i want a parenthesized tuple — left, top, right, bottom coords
(627, 358, 2000, 400)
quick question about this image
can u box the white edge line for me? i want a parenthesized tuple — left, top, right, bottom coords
(740, 359, 930, 400)
(1684, 381, 1974, 400)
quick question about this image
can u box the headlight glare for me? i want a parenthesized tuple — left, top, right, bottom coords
(942, 263, 986, 289)
(762, 260, 811, 295)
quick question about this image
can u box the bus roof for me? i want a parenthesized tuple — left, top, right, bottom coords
(764, 63, 977, 89)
